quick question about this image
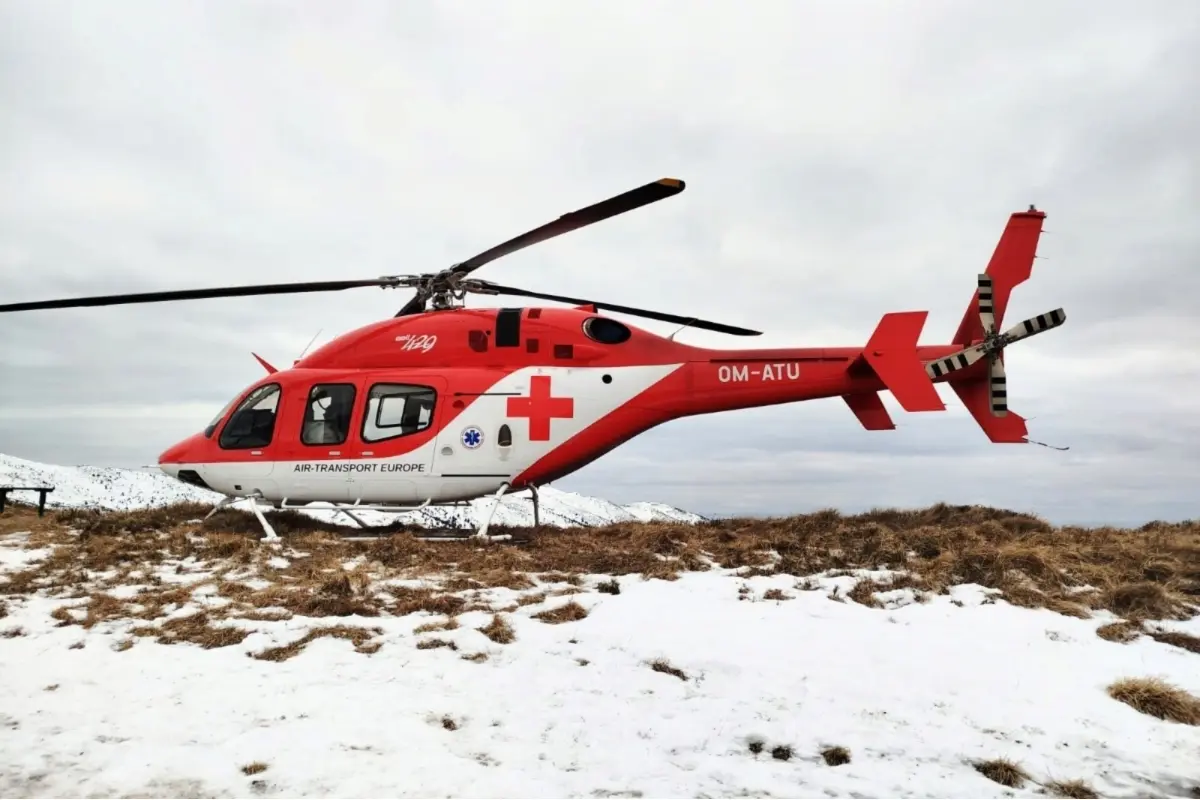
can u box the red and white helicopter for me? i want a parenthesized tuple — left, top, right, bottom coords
(1, 178, 1066, 540)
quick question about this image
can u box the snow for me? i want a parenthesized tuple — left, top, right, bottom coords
(1, 455, 1198, 796)
(0, 452, 704, 528)
(2, 540, 1199, 797)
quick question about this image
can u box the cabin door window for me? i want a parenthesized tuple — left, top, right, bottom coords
(300, 383, 357, 446)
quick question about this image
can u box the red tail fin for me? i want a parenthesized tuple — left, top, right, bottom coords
(952, 208, 1045, 346)
(947, 208, 1046, 443)
(949, 372, 1028, 443)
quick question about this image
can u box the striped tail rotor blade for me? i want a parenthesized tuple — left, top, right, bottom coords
(925, 344, 986, 379)
(977, 273, 995, 334)
(989, 355, 1008, 417)
(1002, 308, 1066, 344)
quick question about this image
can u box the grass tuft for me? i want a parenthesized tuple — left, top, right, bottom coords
(479, 614, 515, 644)
(1106, 676, 1200, 725)
(250, 625, 383, 662)
(1096, 621, 1142, 643)
(597, 578, 621, 595)
(649, 658, 687, 681)
(1044, 779, 1099, 798)
(532, 600, 589, 624)
(973, 758, 1029, 788)
(1147, 629, 1200, 655)
(821, 745, 851, 766)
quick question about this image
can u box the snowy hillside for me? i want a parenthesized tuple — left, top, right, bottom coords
(0, 453, 702, 528)
(1, 551, 1198, 798)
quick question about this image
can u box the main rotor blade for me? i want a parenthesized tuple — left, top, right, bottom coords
(450, 178, 686, 276)
(480, 282, 761, 336)
(0, 278, 395, 313)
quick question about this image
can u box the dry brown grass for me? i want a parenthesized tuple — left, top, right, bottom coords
(1106, 677, 1200, 725)
(769, 744, 793, 761)
(1, 502, 1196, 651)
(974, 758, 1029, 788)
(1044, 779, 1099, 798)
(1096, 621, 1142, 644)
(416, 637, 457, 651)
(650, 658, 687, 681)
(240, 762, 268, 776)
(250, 625, 384, 662)
(1147, 629, 1200, 655)
(820, 745, 851, 766)
(532, 600, 589, 624)
(479, 614, 515, 644)
(414, 616, 459, 634)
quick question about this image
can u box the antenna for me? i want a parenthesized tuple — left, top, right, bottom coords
(297, 328, 323, 360)
(666, 319, 698, 341)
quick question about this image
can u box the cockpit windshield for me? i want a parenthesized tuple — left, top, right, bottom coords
(203, 397, 238, 438)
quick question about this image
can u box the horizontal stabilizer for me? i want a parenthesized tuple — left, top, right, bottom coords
(843, 391, 896, 431)
(862, 311, 946, 413)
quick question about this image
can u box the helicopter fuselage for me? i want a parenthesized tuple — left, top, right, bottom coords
(156, 304, 970, 506)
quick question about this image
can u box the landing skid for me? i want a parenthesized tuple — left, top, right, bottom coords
(205, 483, 542, 544)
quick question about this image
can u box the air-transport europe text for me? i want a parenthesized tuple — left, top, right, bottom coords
(292, 462, 425, 473)
(716, 363, 801, 383)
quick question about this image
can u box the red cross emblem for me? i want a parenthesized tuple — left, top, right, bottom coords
(506, 375, 574, 441)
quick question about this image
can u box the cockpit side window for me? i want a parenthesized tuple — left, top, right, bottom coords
(218, 383, 282, 450)
(361, 383, 437, 443)
(301, 383, 357, 446)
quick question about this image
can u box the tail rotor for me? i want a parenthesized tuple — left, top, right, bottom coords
(924, 273, 1065, 417)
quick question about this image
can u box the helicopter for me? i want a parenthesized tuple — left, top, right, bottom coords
(0, 178, 1066, 541)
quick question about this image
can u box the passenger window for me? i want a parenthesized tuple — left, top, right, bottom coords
(301, 383, 357, 446)
(218, 383, 281, 449)
(362, 383, 437, 443)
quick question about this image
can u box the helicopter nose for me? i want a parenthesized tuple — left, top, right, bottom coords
(157, 434, 201, 478)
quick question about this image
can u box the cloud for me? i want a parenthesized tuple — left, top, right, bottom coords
(2, 1, 1198, 525)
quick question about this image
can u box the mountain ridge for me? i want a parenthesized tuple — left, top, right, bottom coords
(0, 452, 703, 529)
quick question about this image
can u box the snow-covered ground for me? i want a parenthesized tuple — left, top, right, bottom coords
(2, 455, 1198, 797)
(0, 452, 703, 528)
(2, 533, 1198, 798)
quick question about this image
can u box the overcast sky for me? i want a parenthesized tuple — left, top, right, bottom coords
(2, 0, 1198, 525)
